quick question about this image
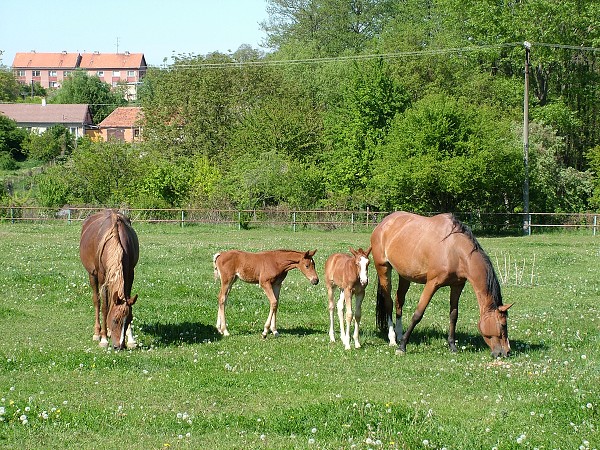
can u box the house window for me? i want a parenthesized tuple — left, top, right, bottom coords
(17, 70, 25, 77)
(50, 81, 59, 88)
(49, 70, 57, 77)
(63, 71, 71, 77)
(97, 71, 104, 77)
(32, 70, 41, 77)
(127, 70, 135, 77)
(113, 70, 120, 77)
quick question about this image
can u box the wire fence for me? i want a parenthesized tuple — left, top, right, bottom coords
(1, 206, 599, 236)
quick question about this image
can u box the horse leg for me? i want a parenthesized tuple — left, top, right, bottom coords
(261, 282, 280, 337)
(88, 274, 101, 341)
(342, 288, 353, 350)
(334, 290, 345, 345)
(353, 289, 365, 349)
(99, 281, 109, 348)
(395, 278, 410, 344)
(327, 283, 336, 343)
(216, 275, 236, 336)
(375, 263, 396, 346)
(448, 283, 464, 352)
(397, 281, 439, 354)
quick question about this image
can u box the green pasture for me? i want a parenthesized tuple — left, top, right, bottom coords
(0, 222, 598, 449)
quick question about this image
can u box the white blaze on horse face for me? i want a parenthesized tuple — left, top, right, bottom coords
(119, 320, 126, 348)
(358, 256, 369, 286)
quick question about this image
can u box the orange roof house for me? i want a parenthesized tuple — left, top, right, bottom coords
(97, 107, 144, 142)
(12, 51, 147, 100)
(12, 52, 81, 89)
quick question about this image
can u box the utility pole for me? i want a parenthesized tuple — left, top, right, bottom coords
(523, 41, 531, 236)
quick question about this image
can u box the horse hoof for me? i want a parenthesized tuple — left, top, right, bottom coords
(99, 340, 109, 348)
(126, 342, 137, 350)
(261, 332, 268, 339)
(395, 348, 406, 356)
(92, 334, 100, 341)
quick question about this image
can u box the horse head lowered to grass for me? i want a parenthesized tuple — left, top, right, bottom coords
(79, 209, 139, 350)
(370, 212, 512, 357)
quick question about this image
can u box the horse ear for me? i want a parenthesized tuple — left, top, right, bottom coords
(365, 246, 372, 256)
(307, 249, 317, 257)
(498, 303, 513, 312)
(113, 291, 123, 305)
(349, 247, 357, 255)
(127, 294, 138, 306)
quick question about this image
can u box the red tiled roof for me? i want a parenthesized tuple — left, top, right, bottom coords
(98, 107, 143, 128)
(0, 103, 92, 124)
(12, 52, 81, 69)
(80, 53, 146, 69)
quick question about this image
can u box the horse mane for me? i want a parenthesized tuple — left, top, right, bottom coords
(446, 215, 503, 307)
(99, 213, 126, 303)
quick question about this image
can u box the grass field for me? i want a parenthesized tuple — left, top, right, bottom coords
(0, 221, 598, 449)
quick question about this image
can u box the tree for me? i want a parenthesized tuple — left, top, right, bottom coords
(322, 59, 410, 206)
(369, 92, 522, 213)
(0, 114, 28, 162)
(140, 51, 278, 162)
(262, 0, 396, 56)
(23, 125, 74, 162)
(0, 68, 20, 102)
(49, 70, 126, 123)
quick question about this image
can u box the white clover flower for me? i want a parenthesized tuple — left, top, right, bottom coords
(423, 439, 430, 446)
(0, 407, 5, 415)
(586, 403, 593, 409)
(308, 438, 315, 445)
(311, 427, 317, 434)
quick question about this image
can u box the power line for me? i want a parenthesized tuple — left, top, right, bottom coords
(151, 43, 523, 69)
(149, 41, 600, 70)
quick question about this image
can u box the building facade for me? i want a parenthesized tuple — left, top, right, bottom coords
(12, 51, 147, 100)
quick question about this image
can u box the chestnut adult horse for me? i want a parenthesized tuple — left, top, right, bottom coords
(371, 212, 512, 357)
(324, 247, 371, 350)
(79, 209, 139, 350)
(213, 249, 319, 337)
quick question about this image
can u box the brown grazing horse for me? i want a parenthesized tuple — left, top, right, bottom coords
(79, 210, 139, 350)
(213, 249, 319, 337)
(324, 247, 371, 350)
(370, 212, 512, 357)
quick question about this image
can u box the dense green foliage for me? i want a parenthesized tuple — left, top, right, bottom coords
(0, 222, 598, 448)
(2, 0, 600, 214)
(48, 70, 126, 123)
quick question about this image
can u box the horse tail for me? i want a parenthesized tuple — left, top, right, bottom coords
(213, 253, 221, 280)
(447, 215, 503, 307)
(375, 279, 388, 333)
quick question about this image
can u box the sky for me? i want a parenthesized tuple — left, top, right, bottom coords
(0, 0, 270, 67)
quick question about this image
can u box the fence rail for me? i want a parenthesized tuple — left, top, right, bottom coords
(1, 206, 599, 235)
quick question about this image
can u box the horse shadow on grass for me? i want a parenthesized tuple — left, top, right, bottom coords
(140, 321, 221, 346)
(379, 326, 547, 355)
(139, 322, 321, 346)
